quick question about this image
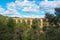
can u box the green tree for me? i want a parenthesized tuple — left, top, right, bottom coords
(55, 8, 60, 26)
(45, 27, 57, 40)
(7, 18, 16, 40)
(16, 19, 29, 40)
(55, 8, 60, 18)
(27, 18, 40, 40)
(45, 13, 55, 25)
(0, 15, 8, 40)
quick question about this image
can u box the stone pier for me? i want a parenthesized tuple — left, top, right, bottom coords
(13, 18, 49, 32)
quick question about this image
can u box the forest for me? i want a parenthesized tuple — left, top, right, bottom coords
(0, 8, 60, 40)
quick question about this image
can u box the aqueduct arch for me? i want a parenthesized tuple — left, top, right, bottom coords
(13, 18, 49, 32)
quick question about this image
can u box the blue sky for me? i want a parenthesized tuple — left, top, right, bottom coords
(0, 0, 60, 18)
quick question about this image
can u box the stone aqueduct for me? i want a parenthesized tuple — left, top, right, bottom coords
(13, 18, 49, 32)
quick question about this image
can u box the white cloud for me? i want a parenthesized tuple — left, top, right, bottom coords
(7, 2, 16, 10)
(1, 0, 60, 18)
(0, 7, 5, 12)
(22, 6, 39, 13)
(4, 0, 40, 17)
(22, 15, 44, 18)
(40, 1, 60, 13)
(5, 9, 19, 15)
(0, 0, 39, 18)
(15, 0, 39, 13)
(0, 0, 40, 18)
(0, 7, 21, 17)
(0, 7, 5, 15)
(54, 0, 60, 1)
(0, 2, 21, 17)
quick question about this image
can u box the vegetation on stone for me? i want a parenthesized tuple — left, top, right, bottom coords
(0, 8, 60, 40)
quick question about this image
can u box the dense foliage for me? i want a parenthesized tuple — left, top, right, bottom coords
(0, 8, 60, 40)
